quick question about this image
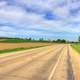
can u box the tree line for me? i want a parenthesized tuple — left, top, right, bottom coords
(0, 37, 67, 43)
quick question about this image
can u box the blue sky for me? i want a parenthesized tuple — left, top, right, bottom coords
(0, 0, 80, 41)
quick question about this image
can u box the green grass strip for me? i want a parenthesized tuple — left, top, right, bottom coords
(71, 44, 80, 53)
(0, 46, 47, 54)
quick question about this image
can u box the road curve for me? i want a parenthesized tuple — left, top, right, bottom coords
(0, 44, 79, 80)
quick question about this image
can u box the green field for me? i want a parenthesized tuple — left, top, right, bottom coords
(71, 44, 80, 53)
(0, 38, 49, 43)
(0, 38, 35, 43)
(0, 46, 46, 54)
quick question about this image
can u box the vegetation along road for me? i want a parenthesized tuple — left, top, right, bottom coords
(0, 44, 80, 80)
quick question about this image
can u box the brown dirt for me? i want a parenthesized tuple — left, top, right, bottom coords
(0, 42, 52, 50)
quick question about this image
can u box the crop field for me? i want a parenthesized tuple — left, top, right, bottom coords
(0, 38, 52, 51)
(0, 42, 51, 50)
(0, 38, 52, 54)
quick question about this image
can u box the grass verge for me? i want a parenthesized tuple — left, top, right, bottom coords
(71, 44, 80, 53)
(0, 46, 47, 54)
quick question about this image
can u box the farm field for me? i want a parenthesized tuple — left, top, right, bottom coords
(0, 38, 52, 54)
(0, 42, 51, 50)
(0, 38, 52, 51)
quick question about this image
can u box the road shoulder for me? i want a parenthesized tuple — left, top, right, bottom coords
(69, 46, 80, 80)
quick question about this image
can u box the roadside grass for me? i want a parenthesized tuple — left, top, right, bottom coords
(71, 44, 80, 53)
(0, 46, 46, 54)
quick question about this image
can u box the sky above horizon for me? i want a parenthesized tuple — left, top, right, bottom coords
(0, 0, 80, 41)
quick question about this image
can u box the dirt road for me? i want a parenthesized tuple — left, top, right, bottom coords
(0, 44, 80, 80)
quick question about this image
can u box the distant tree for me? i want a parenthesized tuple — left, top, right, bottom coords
(56, 39, 66, 43)
(56, 39, 61, 42)
(28, 38, 32, 40)
(78, 36, 80, 42)
(39, 38, 44, 42)
(52, 40, 56, 42)
(61, 39, 66, 43)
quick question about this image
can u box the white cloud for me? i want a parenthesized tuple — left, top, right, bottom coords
(0, 0, 80, 40)
(0, 1, 7, 7)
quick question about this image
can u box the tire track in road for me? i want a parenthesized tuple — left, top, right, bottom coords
(48, 45, 66, 80)
(68, 45, 80, 80)
(0, 45, 65, 80)
(29, 45, 65, 80)
(0, 45, 54, 63)
(0, 45, 58, 67)
(0, 45, 60, 77)
(67, 45, 74, 80)
(48, 45, 74, 80)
